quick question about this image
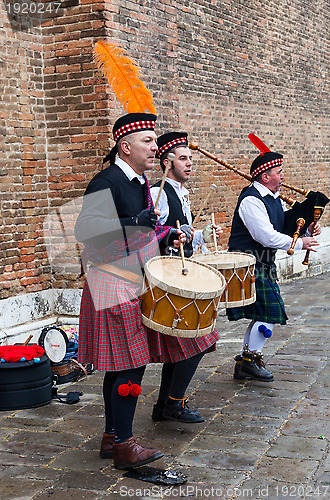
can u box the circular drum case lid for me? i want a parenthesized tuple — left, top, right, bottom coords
(38, 326, 68, 363)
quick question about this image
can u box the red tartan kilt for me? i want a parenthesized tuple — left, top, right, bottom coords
(78, 267, 220, 371)
(147, 328, 219, 363)
(78, 268, 150, 371)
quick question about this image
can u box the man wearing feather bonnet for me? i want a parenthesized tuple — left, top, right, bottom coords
(75, 112, 173, 469)
(75, 40, 179, 469)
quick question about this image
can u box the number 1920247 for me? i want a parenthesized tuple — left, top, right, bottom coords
(5, 2, 62, 15)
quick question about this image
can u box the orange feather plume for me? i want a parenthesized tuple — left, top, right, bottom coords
(93, 40, 156, 114)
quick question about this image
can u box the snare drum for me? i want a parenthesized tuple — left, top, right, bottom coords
(141, 256, 225, 338)
(191, 251, 256, 308)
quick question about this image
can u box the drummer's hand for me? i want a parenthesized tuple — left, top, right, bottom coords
(309, 222, 321, 237)
(301, 236, 319, 252)
(180, 224, 193, 242)
(173, 229, 186, 248)
(136, 207, 160, 229)
(213, 224, 223, 239)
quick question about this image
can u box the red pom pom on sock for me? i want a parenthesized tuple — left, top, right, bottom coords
(118, 384, 130, 397)
(117, 380, 142, 397)
(129, 384, 142, 397)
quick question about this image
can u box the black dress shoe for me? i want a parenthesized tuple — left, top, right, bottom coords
(233, 354, 247, 380)
(240, 350, 274, 382)
(151, 403, 166, 422)
(163, 399, 205, 423)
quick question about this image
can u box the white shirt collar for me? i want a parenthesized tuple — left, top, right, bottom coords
(115, 157, 145, 185)
(253, 180, 280, 199)
(166, 177, 189, 197)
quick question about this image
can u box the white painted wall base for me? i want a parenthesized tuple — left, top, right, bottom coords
(0, 316, 80, 347)
(276, 226, 330, 283)
(0, 289, 82, 346)
(1, 226, 329, 346)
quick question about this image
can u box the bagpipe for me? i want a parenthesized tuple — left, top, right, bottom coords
(283, 190, 329, 259)
(189, 143, 329, 265)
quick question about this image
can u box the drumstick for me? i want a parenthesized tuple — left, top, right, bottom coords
(176, 220, 189, 275)
(23, 335, 33, 346)
(154, 152, 175, 210)
(211, 213, 218, 252)
(192, 183, 217, 226)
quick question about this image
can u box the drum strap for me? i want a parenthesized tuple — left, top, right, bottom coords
(94, 263, 143, 285)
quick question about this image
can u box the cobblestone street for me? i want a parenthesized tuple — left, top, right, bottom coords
(0, 273, 329, 499)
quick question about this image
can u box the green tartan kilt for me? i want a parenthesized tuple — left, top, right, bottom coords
(226, 267, 288, 325)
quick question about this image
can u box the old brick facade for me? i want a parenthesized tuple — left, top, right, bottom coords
(0, 0, 329, 306)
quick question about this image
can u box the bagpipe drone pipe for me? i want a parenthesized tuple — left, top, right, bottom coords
(282, 191, 329, 237)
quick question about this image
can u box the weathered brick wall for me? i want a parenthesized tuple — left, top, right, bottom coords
(99, 0, 329, 240)
(0, 0, 329, 300)
(0, 4, 50, 299)
(41, 0, 108, 289)
(133, 0, 330, 241)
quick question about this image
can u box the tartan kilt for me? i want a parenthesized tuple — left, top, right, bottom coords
(226, 267, 288, 325)
(147, 328, 220, 364)
(78, 267, 219, 371)
(78, 267, 150, 371)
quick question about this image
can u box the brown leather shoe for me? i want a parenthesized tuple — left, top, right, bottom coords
(113, 436, 164, 469)
(100, 432, 116, 459)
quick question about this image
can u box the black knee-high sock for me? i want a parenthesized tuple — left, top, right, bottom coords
(168, 351, 205, 401)
(111, 366, 146, 443)
(103, 371, 117, 434)
(156, 363, 175, 407)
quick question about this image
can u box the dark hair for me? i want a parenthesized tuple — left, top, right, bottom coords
(160, 157, 167, 172)
(159, 147, 176, 172)
(253, 172, 263, 183)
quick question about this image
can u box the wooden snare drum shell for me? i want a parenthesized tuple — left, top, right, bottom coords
(141, 256, 226, 338)
(191, 252, 256, 308)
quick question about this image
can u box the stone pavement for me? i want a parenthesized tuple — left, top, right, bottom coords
(0, 273, 329, 500)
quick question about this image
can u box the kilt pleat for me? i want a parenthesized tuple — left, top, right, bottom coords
(78, 267, 219, 371)
(147, 328, 219, 363)
(226, 267, 287, 325)
(78, 268, 150, 371)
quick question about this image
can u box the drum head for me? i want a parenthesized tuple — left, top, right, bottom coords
(191, 251, 256, 269)
(144, 256, 225, 299)
(38, 326, 68, 363)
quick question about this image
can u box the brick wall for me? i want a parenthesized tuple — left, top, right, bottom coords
(41, 1, 109, 290)
(0, 0, 329, 300)
(0, 5, 50, 299)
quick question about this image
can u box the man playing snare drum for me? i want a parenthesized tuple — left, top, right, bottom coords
(75, 113, 187, 469)
(149, 131, 222, 424)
